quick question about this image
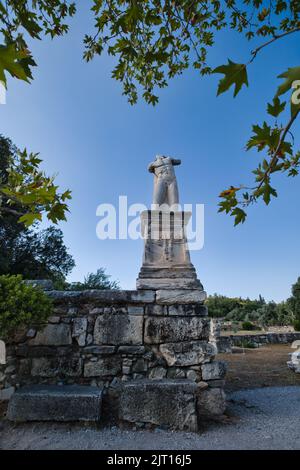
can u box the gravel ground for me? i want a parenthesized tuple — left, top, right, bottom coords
(1, 386, 300, 450)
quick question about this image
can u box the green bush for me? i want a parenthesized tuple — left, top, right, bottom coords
(294, 320, 300, 332)
(0, 275, 52, 341)
(241, 321, 256, 331)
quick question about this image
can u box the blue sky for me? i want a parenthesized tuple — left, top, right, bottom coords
(1, 4, 299, 301)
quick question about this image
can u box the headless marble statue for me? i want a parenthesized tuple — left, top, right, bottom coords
(148, 155, 181, 206)
(137, 155, 202, 290)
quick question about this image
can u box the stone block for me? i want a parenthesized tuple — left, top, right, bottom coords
(94, 314, 143, 345)
(29, 324, 71, 346)
(48, 289, 155, 304)
(136, 278, 201, 290)
(201, 361, 227, 381)
(144, 317, 210, 344)
(83, 346, 116, 355)
(84, 356, 121, 377)
(0, 386, 15, 401)
(118, 346, 146, 355)
(148, 367, 167, 380)
(127, 306, 144, 316)
(119, 379, 198, 431)
(156, 289, 207, 305)
(159, 341, 216, 366)
(197, 387, 226, 417)
(168, 304, 208, 316)
(31, 357, 82, 378)
(7, 385, 103, 422)
(72, 317, 87, 346)
(145, 305, 167, 316)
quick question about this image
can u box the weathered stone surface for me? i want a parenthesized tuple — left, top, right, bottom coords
(215, 337, 232, 354)
(72, 318, 87, 346)
(7, 385, 103, 422)
(148, 367, 167, 380)
(166, 368, 185, 379)
(201, 361, 227, 381)
(0, 340, 6, 365)
(168, 304, 208, 316)
(156, 289, 207, 305)
(84, 346, 116, 355)
(127, 306, 144, 316)
(119, 379, 198, 431)
(118, 346, 146, 355)
(197, 387, 226, 416)
(31, 357, 82, 377)
(159, 341, 216, 366)
(186, 370, 198, 381)
(94, 314, 143, 345)
(47, 289, 155, 304)
(145, 305, 167, 316)
(0, 386, 15, 401)
(136, 278, 201, 290)
(84, 357, 121, 377)
(144, 317, 209, 344)
(132, 359, 147, 373)
(48, 316, 60, 324)
(29, 324, 71, 346)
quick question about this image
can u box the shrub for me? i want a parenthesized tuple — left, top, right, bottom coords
(241, 321, 256, 331)
(0, 275, 52, 341)
(294, 320, 300, 332)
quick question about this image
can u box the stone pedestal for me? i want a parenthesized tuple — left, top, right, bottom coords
(137, 210, 202, 290)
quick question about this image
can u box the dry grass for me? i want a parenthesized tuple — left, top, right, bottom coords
(218, 344, 300, 392)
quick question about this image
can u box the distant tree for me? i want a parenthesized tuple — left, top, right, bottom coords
(0, 134, 71, 227)
(68, 268, 120, 291)
(207, 292, 293, 326)
(0, 223, 75, 285)
(288, 277, 300, 328)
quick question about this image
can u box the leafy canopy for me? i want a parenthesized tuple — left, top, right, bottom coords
(0, 135, 71, 226)
(1, 1, 300, 224)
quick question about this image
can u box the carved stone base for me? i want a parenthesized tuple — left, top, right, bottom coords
(137, 210, 202, 290)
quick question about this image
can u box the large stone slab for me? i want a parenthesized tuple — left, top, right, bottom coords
(119, 379, 198, 431)
(159, 341, 216, 366)
(48, 289, 155, 304)
(31, 356, 82, 377)
(7, 385, 103, 422)
(29, 324, 71, 346)
(94, 314, 143, 345)
(156, 289, 207, 305)
(197, 387, 226, 417)
(144, 317, 210, 344)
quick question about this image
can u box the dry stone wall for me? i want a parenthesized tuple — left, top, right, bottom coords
(0, 289, 227, 425)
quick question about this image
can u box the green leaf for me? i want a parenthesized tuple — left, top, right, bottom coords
(231, 208, 247, 226)
(213, 59, 248, 97)
(267, 97, 286, 117)
(262, 184, 277, 205)
(276, 66, 300, 97)
(0, 44, 31, 86)
(18, 212, 42, 227)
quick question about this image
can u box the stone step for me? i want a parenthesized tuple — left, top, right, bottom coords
(119, 379, 199, 432)
(7, 385, 103, 423)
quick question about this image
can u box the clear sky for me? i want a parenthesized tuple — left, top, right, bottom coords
(1, 4, 299, 302)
